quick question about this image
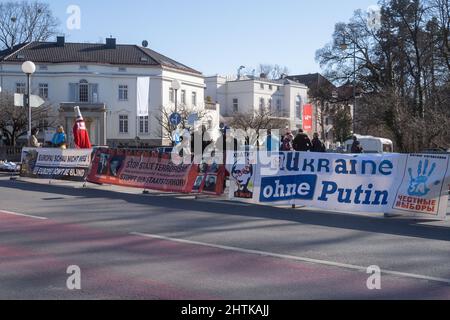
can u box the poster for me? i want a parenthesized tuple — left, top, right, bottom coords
(88, 148, 200, 193)
(21, 148, 92, 181)
(229, 151, 450, 220)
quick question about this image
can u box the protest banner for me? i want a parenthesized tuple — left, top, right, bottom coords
(191, 161, 226, 195)
(21, 148, 92, 181)
(229, 151, 450, 220)
(87, 148, 201, 193)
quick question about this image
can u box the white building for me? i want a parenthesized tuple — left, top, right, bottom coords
(0, 36, 219, 147)
(205, 74, 309, 130)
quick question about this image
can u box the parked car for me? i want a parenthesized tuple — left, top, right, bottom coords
(344, 135, 394, 154)
(0, 161, 20, 172)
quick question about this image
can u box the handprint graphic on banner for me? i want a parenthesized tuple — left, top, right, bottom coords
(407, 160, 441, 197)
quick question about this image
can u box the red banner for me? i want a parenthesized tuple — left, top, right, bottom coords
(87, 148, 225, 195)
(303, 104, 313, 132)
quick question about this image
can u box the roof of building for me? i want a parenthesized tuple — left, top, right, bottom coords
(222, 75, 307, 87)
(286, 73, 335, 89)
(0, 39, 201, 75)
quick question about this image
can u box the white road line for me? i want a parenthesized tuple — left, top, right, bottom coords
(0, 210, 48, 220)
(131, 231, 450, 286)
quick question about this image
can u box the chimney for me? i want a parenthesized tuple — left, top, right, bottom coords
(106, 37, 116, 49)
(56, 36, 65, 47)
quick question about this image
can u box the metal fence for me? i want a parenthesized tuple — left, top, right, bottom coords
(0, 147, 22, 162)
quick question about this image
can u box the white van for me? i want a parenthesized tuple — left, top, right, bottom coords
(345, 135, 394, 154)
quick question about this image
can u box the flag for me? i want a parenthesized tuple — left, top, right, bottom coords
(137, 77, 150, 117)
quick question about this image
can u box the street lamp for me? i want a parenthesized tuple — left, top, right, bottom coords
(340, 35, 357, 134)
(171, 79, 181, 114)
(237, 65, 245, 80)
(21, 61, 36, 143)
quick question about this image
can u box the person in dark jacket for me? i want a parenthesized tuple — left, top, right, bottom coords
(351, 136, 363, 153)
(311, 133, 326, 153)
(293, 129, 312, 152)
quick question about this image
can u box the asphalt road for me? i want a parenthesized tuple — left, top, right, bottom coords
(1, 174, 450, 300)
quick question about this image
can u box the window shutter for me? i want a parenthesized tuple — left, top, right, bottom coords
(69, 83, 78, 102)
(90, 84, 99, 103)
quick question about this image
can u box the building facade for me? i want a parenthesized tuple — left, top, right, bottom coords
(0, 37, 219, 147)
(205, 75, 309, 130)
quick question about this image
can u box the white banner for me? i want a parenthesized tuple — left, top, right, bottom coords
(21, 148, 92, 181)
(136, 77, 150, 117)
(229, 152, 450, 220)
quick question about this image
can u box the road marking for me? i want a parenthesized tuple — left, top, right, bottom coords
(131, 231, 450, 286)
(0, 210, 48, 220)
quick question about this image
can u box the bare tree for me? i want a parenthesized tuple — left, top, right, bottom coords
(0, 1, 59, 50)
(228, 109, 287, 147)
(154, 104, 208, 144)
(0, 92, 57, 146)
(316, 0, 450, 152)
(256, 64, 290, 79)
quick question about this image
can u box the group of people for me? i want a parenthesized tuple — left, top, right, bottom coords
(279, 129, 327, 153)
(28, 125, 67, 149)
(28, 106, 92, 149)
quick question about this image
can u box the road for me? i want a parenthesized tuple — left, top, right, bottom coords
(0, 174, 450, 300)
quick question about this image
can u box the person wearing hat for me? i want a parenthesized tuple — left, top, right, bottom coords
(73, 106, 92, 149)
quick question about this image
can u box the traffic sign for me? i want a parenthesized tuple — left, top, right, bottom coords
(14, 94, 45, 108)
(169, 113, 182, 126)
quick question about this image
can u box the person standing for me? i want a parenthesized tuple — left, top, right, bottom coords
(28, 128, 42, 148)
(73, 106, 92, 149)
(293, 129, 312, 152)
(52, 125, 67, 149)
(311, 133, 326, 153)
(281, 130, 294, 151)
(351, 136, 363, 153)
(265, 129, 280, 152)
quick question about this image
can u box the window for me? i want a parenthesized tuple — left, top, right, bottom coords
(16, 83, 26, 94)
(181, 90, 186, 105)
(139, 116, 149, 134)
(169, 88, 175, 103)
(79, 80, 89, 102)
(276, 99, 282, 111)
(260, 83, 264, 90)
(192, 92, 197, 106)
(295, 95, 302, 119)
(79, 65, 88, 71)
(259, 97, 265, 113)
(69, 81, 98, 103)
(119, 115, 129, 133)
(118, 67, 127, 72)
(119, 85, 128, 101)
(39, 65, 48, 71)
(277, 86, 280, 91)
(233, 98, 239, 113)
(269, 85, 273, 90)
(39, 83, 49, 99)
(268, 99, 273, 111)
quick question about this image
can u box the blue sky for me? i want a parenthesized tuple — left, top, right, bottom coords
(45, 0, 377, 75)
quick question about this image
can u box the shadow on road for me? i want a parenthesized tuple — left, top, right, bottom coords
(1, 178, 449, 243)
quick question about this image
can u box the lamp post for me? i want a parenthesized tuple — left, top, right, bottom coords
(340, 37, 357, 134)
(237, 65, 245, 80)
(21, 61, 36, 143)
(171, 79, 181, 114)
